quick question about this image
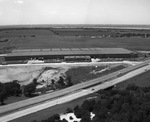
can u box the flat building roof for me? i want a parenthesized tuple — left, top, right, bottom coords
(6, 48, 132, 57)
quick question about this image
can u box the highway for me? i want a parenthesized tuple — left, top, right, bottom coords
(0, 62, 150, 122)
(0, 59, 150, 121)
(0, 60, 149, 115)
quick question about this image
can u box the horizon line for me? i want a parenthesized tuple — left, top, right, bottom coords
(0, 24, 150, 30)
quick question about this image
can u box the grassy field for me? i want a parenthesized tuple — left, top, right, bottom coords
(0, 28, 150, 53)
(2, 94, 28, 106)
(114, 70, 150, 90)
(66, 65, 126, 85)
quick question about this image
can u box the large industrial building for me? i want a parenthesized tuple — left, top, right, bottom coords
(3, 48, 136, 62)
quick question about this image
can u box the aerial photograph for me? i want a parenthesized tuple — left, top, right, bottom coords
(0, 0, 150, 122)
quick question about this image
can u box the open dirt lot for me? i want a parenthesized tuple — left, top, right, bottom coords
(0, 65, 68, 85)
(0, 63, 125, 86)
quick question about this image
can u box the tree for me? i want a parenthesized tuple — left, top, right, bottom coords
(61, 119, 68, 122)
(126, 84, 139, 91)
(46, 114, 60, 122)
(132, 115, 140, 122)
(52, 114, 60, 120)
(51, 79, 55, 84)
(66, 75, 73, 86)
(24, 82, 36, 97)
(51, 79, 56, 90)
(30, 120, 37, 122)
(11, 80, 22, 96)
(141, 87, 150, 93)
(33, 78, 38, 85)
(80, 116, 91, 122)
(4, 80, 21, 96)
(141, 102, 150, 117)
(143, 115, 150, 122)
(81, 99, 96, 112)
(58, 76, 65, 86)
(74, 105, 82, 118)
(0, 83, 7, 105)
(80, 110, 91, 122)
(66, 107, 73, 113)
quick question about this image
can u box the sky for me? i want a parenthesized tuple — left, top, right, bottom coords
(0, 0, 150, 25)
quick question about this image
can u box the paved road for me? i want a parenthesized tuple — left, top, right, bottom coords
(0, 60, 148, 115)
(0, 61, 141, 68)
(0, 59, 150, 121)
(0, 63, 150, 122)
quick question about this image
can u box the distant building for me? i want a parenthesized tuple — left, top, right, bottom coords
(3, 48, 136, 62)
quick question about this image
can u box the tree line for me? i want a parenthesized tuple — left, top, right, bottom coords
(0, 76, 73, 105)
(0, 79, 38, 105)
(33, 84, 150, 122)
(0, 80, 22, 105)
